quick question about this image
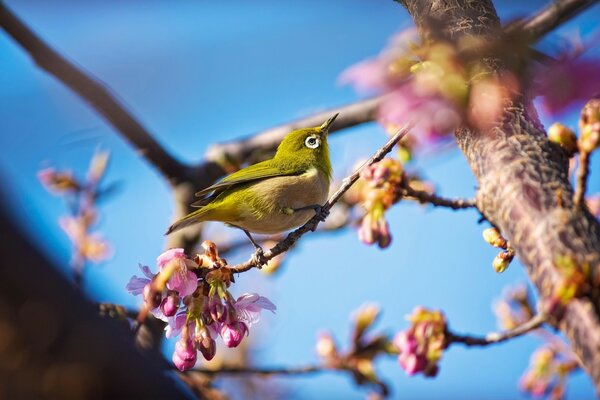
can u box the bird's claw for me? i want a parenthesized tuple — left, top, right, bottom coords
(251, 247, 268, 268)
(314, 206, 329, 222)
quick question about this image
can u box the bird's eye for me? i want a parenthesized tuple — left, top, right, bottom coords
(305, 135, 320, 149)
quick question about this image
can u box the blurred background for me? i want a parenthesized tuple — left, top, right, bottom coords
(1, 0, 599, 398)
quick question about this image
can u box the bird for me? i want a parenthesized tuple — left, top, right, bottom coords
(166, 114, 338, 258)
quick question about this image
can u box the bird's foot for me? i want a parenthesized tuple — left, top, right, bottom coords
(250, 247, 268, 268)
(294, 204, 329, 222)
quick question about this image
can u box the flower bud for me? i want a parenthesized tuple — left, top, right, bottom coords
(172, 338, 197, 372)
(547, 123, 578, 156)
(161, 293, 180, 317)
(209, 296, 228, 323)
(220, 321, 248, 348)
(482, 227, 507, 249)
(579, 98, 600, 153)
(315, 332, 337, 360)
(198, 336, 217, 361)
(492, 251, 513, 273)
(354, 303, 380, 337)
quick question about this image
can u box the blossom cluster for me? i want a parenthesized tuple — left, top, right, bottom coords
(341, 28, 600, 148)
(38, 152, 112, 279)
(493, 285, 535, 330)
(126, 243, 275, 371)
(357, 158, 403, 248)
(393, 307, 446, 377)
(519, 347, 577, 399)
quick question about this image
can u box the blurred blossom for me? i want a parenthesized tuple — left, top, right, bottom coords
(341, 30, 525, 147)
(533, 58, 600, 115)
(578, 97, 600, 153)
(37, 168, 79, 193)
(316, 332, 338, 360)
(127, 244, 275, 371)
(519, 347, 577, 399)
(393, 307, 446, 377)
(493, 284, 534, 330)
(38, 152, 114, 283)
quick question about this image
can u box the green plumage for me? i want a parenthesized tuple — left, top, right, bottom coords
(166, 115, 336, 236)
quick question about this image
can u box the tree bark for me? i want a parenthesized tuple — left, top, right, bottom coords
(399, 0, 600, 391)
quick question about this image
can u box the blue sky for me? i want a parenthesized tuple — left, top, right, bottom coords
(1, 1, 599, 398)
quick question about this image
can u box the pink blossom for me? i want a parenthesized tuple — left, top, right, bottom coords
(172, 338, 197, 372)
(220, 321, 248, 348)
(533, 57, 600, 115)
(157, 248, 198, 297)
(233, 293, 276, 327)
(358, 213, 392, 249)
(125, 264, 154, 296)
(165, 313, 188, 339)
(378, 86, 461, 141)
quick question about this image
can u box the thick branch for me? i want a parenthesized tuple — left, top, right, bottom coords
(446, 314, 546, 347)
(204, 97, 383, 165)
(399, 0, 600, 391)
(229, 125, 410, 273)
(0, 2, 188, 184)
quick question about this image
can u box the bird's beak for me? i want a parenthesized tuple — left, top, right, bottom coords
(320, 113, 339, 135)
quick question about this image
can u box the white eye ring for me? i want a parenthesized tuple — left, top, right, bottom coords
(305, 135, 320, 149)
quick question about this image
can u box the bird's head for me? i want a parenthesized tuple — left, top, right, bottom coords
(274, 114, 338, 177)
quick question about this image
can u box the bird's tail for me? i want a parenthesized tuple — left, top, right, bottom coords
(165, 208, 207, 235)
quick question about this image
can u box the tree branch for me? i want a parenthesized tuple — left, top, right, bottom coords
(399, 0, 600, 392)
(186, 365, 323, 376)
(574, 151, 591, 208)
(0, 1, 189, 185)
(229, 125, 410, 273)
(507, 0, 599, 39)
(400, 186, 477, 210)
(203, 97, 383, 165)
(446, 314, 546, 347)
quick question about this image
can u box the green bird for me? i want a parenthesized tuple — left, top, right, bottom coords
(166, 114, 338, 252)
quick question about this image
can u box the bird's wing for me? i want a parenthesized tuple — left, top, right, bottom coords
(194, 160, 303, 198)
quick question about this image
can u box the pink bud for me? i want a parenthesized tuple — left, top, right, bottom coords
(220, 321, 248, 348)
(198, 337, 217, 361)
(172, 338, 197, 371)
(209, 296, 228, 323)
(377, 219, 392, 249)
(161, 293, 180, 317)
(398, 353, 427, 376)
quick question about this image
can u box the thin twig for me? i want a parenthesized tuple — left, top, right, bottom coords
(186, 365, 323, 376)
(446, 314, 546, 347)
(574, 151, 590, 208)
(229, 125, 410, 273)
(401, 186, 477, 210)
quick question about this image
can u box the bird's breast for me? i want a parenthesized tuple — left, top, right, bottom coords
(235, 167, 330, 234)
